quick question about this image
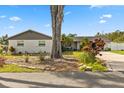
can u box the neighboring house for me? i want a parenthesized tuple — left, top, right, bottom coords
(71, 36, 111, 50)
(8, 30, 52, 54)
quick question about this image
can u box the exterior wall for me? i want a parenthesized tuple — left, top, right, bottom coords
(77, 42, 80, 50)
(104, 42, 124, 50)
(71, 42, 77, 50)
(8, 40, 52, 53)
(71, 42, 80, 50)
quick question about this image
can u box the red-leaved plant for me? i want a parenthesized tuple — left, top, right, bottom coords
(0, 57, 5, 67)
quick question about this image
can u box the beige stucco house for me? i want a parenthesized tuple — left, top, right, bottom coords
(71, 36, 111, 50)
(8, 29, 123, 54)
(8, 30, 52, 54)
(71, 36, 124, 50)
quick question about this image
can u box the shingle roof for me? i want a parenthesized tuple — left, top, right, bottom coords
(8, 30, 52, 40)
(73, 36, 111, 43)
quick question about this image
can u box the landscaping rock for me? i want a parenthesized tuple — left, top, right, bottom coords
(79, 63, 84, 66)
(51, 67, 56, 71)
(45, 67, 50, 71)
(86, 66, 92, 71)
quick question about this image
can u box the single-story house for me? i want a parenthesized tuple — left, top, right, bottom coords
(71, 36, 124, 50)
(71, 36, 111, 50)
(8, 30, 124, 54)
(8, 30, 52, 54)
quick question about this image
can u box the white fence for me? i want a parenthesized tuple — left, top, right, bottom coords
(105, 42, 124, 50)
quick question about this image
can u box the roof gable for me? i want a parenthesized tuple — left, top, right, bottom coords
(8, 30, 52, 40)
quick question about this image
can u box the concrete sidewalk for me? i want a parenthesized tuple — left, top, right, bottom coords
(97, 52, 124, 71)
(0, 72, 124, 88)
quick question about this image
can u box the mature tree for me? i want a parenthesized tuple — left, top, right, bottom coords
(50, 5, 64, 59)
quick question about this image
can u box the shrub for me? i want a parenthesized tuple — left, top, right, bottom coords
(81, 38, 105, 56)
(9, 46, 15, 53)
(104, 47, 111, 51)
(79, 51, 96, 64)
(90, 63, 107, 72)
(0, 57, 5, 67)
(19, 51, 22, 55)
(79, 52, 107, 72)
(25, 54, 29, 63)
(39, 52, 45, 63)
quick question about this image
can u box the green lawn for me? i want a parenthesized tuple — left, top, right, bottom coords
(63, 51, 82, 56)
(0, 54, 25, 59)
(111, 50, 124, 55)
(0, 64, 40, 72)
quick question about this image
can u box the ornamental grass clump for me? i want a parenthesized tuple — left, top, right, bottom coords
(79, 51, 96, 64)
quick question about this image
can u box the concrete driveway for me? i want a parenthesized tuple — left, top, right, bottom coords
(97, 52, 124, 71)
(1, 72, 124, 88)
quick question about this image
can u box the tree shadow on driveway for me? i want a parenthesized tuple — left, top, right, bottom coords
(51, 72, 124, 88)
(1, 72, 124, 88)
(0, 76, 79, 88)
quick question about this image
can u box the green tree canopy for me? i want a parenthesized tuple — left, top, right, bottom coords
(80, 37, 89, 49)
(96, 30, 124, 43)
(61, 33, 74, 48)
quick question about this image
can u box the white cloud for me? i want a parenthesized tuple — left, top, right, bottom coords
(99, 20, 107, 24)
(0, 15, 6, 18)
(8, 26, 14, 29)
(9, 16, 21, 22)
(65, 11, 71, 16)
(44, 24, 50, 27)
(99, 14, 112, 24)
(100, 14, 112, 19)
(90, 5, 105, 8)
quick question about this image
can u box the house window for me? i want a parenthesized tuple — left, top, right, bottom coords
(17, 41, 24, 47)
(39, 41, 45, 46)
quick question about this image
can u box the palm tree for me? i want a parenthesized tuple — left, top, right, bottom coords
(50, 5, 64, 59)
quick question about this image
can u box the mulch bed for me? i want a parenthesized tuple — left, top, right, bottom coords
(5, 56, 79, 72)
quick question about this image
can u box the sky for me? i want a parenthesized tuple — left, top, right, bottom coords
(0, 5, 124, 37)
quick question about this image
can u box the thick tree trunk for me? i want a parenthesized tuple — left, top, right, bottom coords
(50, 5, 64, 59)
(50, 5, 57, 58)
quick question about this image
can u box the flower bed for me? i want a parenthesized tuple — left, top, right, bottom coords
(5, 56, 79, 72)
